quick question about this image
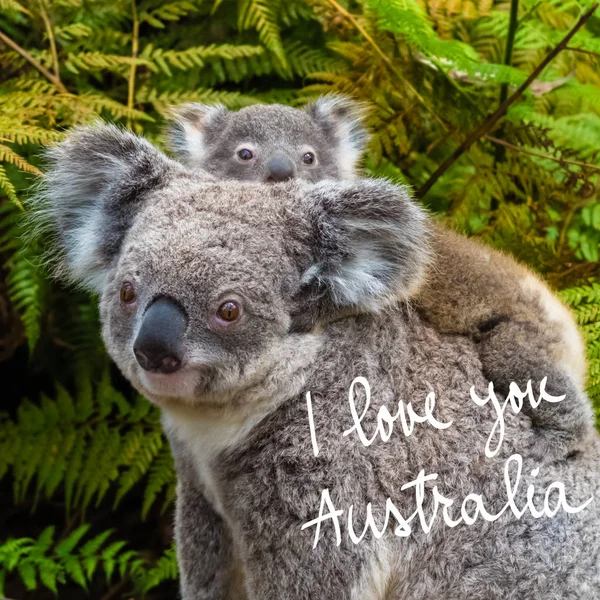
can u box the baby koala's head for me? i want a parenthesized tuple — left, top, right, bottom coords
(166, 95, 368, 183)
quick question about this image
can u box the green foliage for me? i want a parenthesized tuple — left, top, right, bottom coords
(1, 0, 599, 598)
(133, 546, 179, 595)
(0, 525, 144, 595)
(561, 282, 600, 424)
(0, 370, 173, 513)
(0, 526, 177, 596)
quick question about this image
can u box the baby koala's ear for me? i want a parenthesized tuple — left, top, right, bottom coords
(165, 103, 229, 165)
(30, 123, 184, 292)
(304, 94, 370, 179)
(298, 178, 430, 318)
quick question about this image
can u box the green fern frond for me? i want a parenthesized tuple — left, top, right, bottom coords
(0, 123, 62, 146)
(64, 52, 151, 75)
(0, 144, 41, 176)
(560, 283, 600, 309)
(283, 40, 341, 78)
(0, 165, 21, 208)
(132, 546, 178, 594)
(239, 0, 289, 73)
(4, 247, 46, 353)
(138, 86, 259, 117)
(54, 23, 95, 41)
(0, 526, 140, 596)
(141, 1, 197, 28)
(0, 374, 171, 515)
(69, 92, 154, 123)
(561, 282, 600, 410)
(142, 43, 264, 77)
(142, 444, 176, 519)
(0, 0, 29, 14)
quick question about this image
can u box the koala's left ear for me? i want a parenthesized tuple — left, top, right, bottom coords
(31, 123, 184, 292)
(296, 179, 430, 320)
(304, 94, 369, 179)
(165, 103, 229, 165)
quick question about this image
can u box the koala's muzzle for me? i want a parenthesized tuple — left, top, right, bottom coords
(265, 153, 295, 183)
(133, 296, 187, 374)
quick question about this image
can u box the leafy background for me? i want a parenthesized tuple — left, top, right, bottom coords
(1, 0, 599, 597)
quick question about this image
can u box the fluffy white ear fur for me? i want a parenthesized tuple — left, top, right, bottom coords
(301, 179, 431, 313)
(305, 94, 370, 179)
(30, 123, 182, 292)
(166, 103, 228, 164)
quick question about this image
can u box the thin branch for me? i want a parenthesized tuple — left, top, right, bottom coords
(548, 261, 599, 284)
(38, 0, 60, 81)
(127, 0, 140, 128)
(565, 45, 600, 59)
(486, 134, 599, 258)
(499, 0, 519, 108)
(557, 199, 589, 258)
(99, 578, 129, 600)
(494, 0, 519, 166)
(325, 0, 450, 133)
(0, 29, 68, 93)
(485, 135, 600, 171)
(417, 3, 599, 200)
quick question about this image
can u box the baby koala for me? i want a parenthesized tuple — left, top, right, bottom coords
(167, 95, 595, 459)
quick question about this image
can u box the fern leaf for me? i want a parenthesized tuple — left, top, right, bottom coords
(142, 444, 176, 519)
(239, 0, 289, 74)
(0, 164, 21, 208)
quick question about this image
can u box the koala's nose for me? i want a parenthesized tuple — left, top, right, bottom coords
(134, 296, 187, 374)
(265, 154, 295, 183)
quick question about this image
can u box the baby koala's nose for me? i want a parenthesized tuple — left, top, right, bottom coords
(134, 296, 187, 374)
(265, 154, 295, 183)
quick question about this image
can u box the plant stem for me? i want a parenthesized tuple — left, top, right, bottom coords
(499, 0, 520, 108)
(416, 3, 599, 200)
(494, 0, 519, 166)
(565, 45, 600, 59)
(99, 578, 129, 600)
(557, 199, 588, 258)
(485, 135, 600, 171)
(127, 0, 140, 128)
(0, 29, 68, 93)
(325, 0, 450, 133)
(38, 0, 60, 81)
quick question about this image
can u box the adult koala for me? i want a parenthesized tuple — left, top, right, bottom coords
(166, 96, 594, 462)
(34, 125, 600, 600)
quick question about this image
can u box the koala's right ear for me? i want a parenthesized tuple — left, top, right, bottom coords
(165, 103, 229, 164)
(304, 95, 370, 179)
(292, 178, 431, 328)
(30, 123, 184, 292)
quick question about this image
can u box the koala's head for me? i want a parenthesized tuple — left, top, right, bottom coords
(34, 124, 428, 409)
(166, 95, 368, 184)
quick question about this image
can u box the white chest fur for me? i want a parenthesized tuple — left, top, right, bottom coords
(164, 407, 269, 516)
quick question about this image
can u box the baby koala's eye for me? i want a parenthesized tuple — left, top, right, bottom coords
(302, 152, 315, 165)
(217, 300, 242, 322)
(120, 282, 136, 304)
(238, 148, 253, 161)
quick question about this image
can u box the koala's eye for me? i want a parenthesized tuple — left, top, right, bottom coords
(302, 152, 315, 165)
(238, 149, 253, 161)
(217, 300, 241, 322)
(120, 282, 136, 304)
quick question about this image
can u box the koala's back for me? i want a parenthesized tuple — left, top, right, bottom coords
(207, 310, 600, 600)
(417, 225, 587, 388)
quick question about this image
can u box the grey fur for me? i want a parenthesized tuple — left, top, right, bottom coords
(166, 94, 369, 182)
(33, 123, 201, 291)
(166, 96, 594, 461)
(33, 126, 600, 600)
